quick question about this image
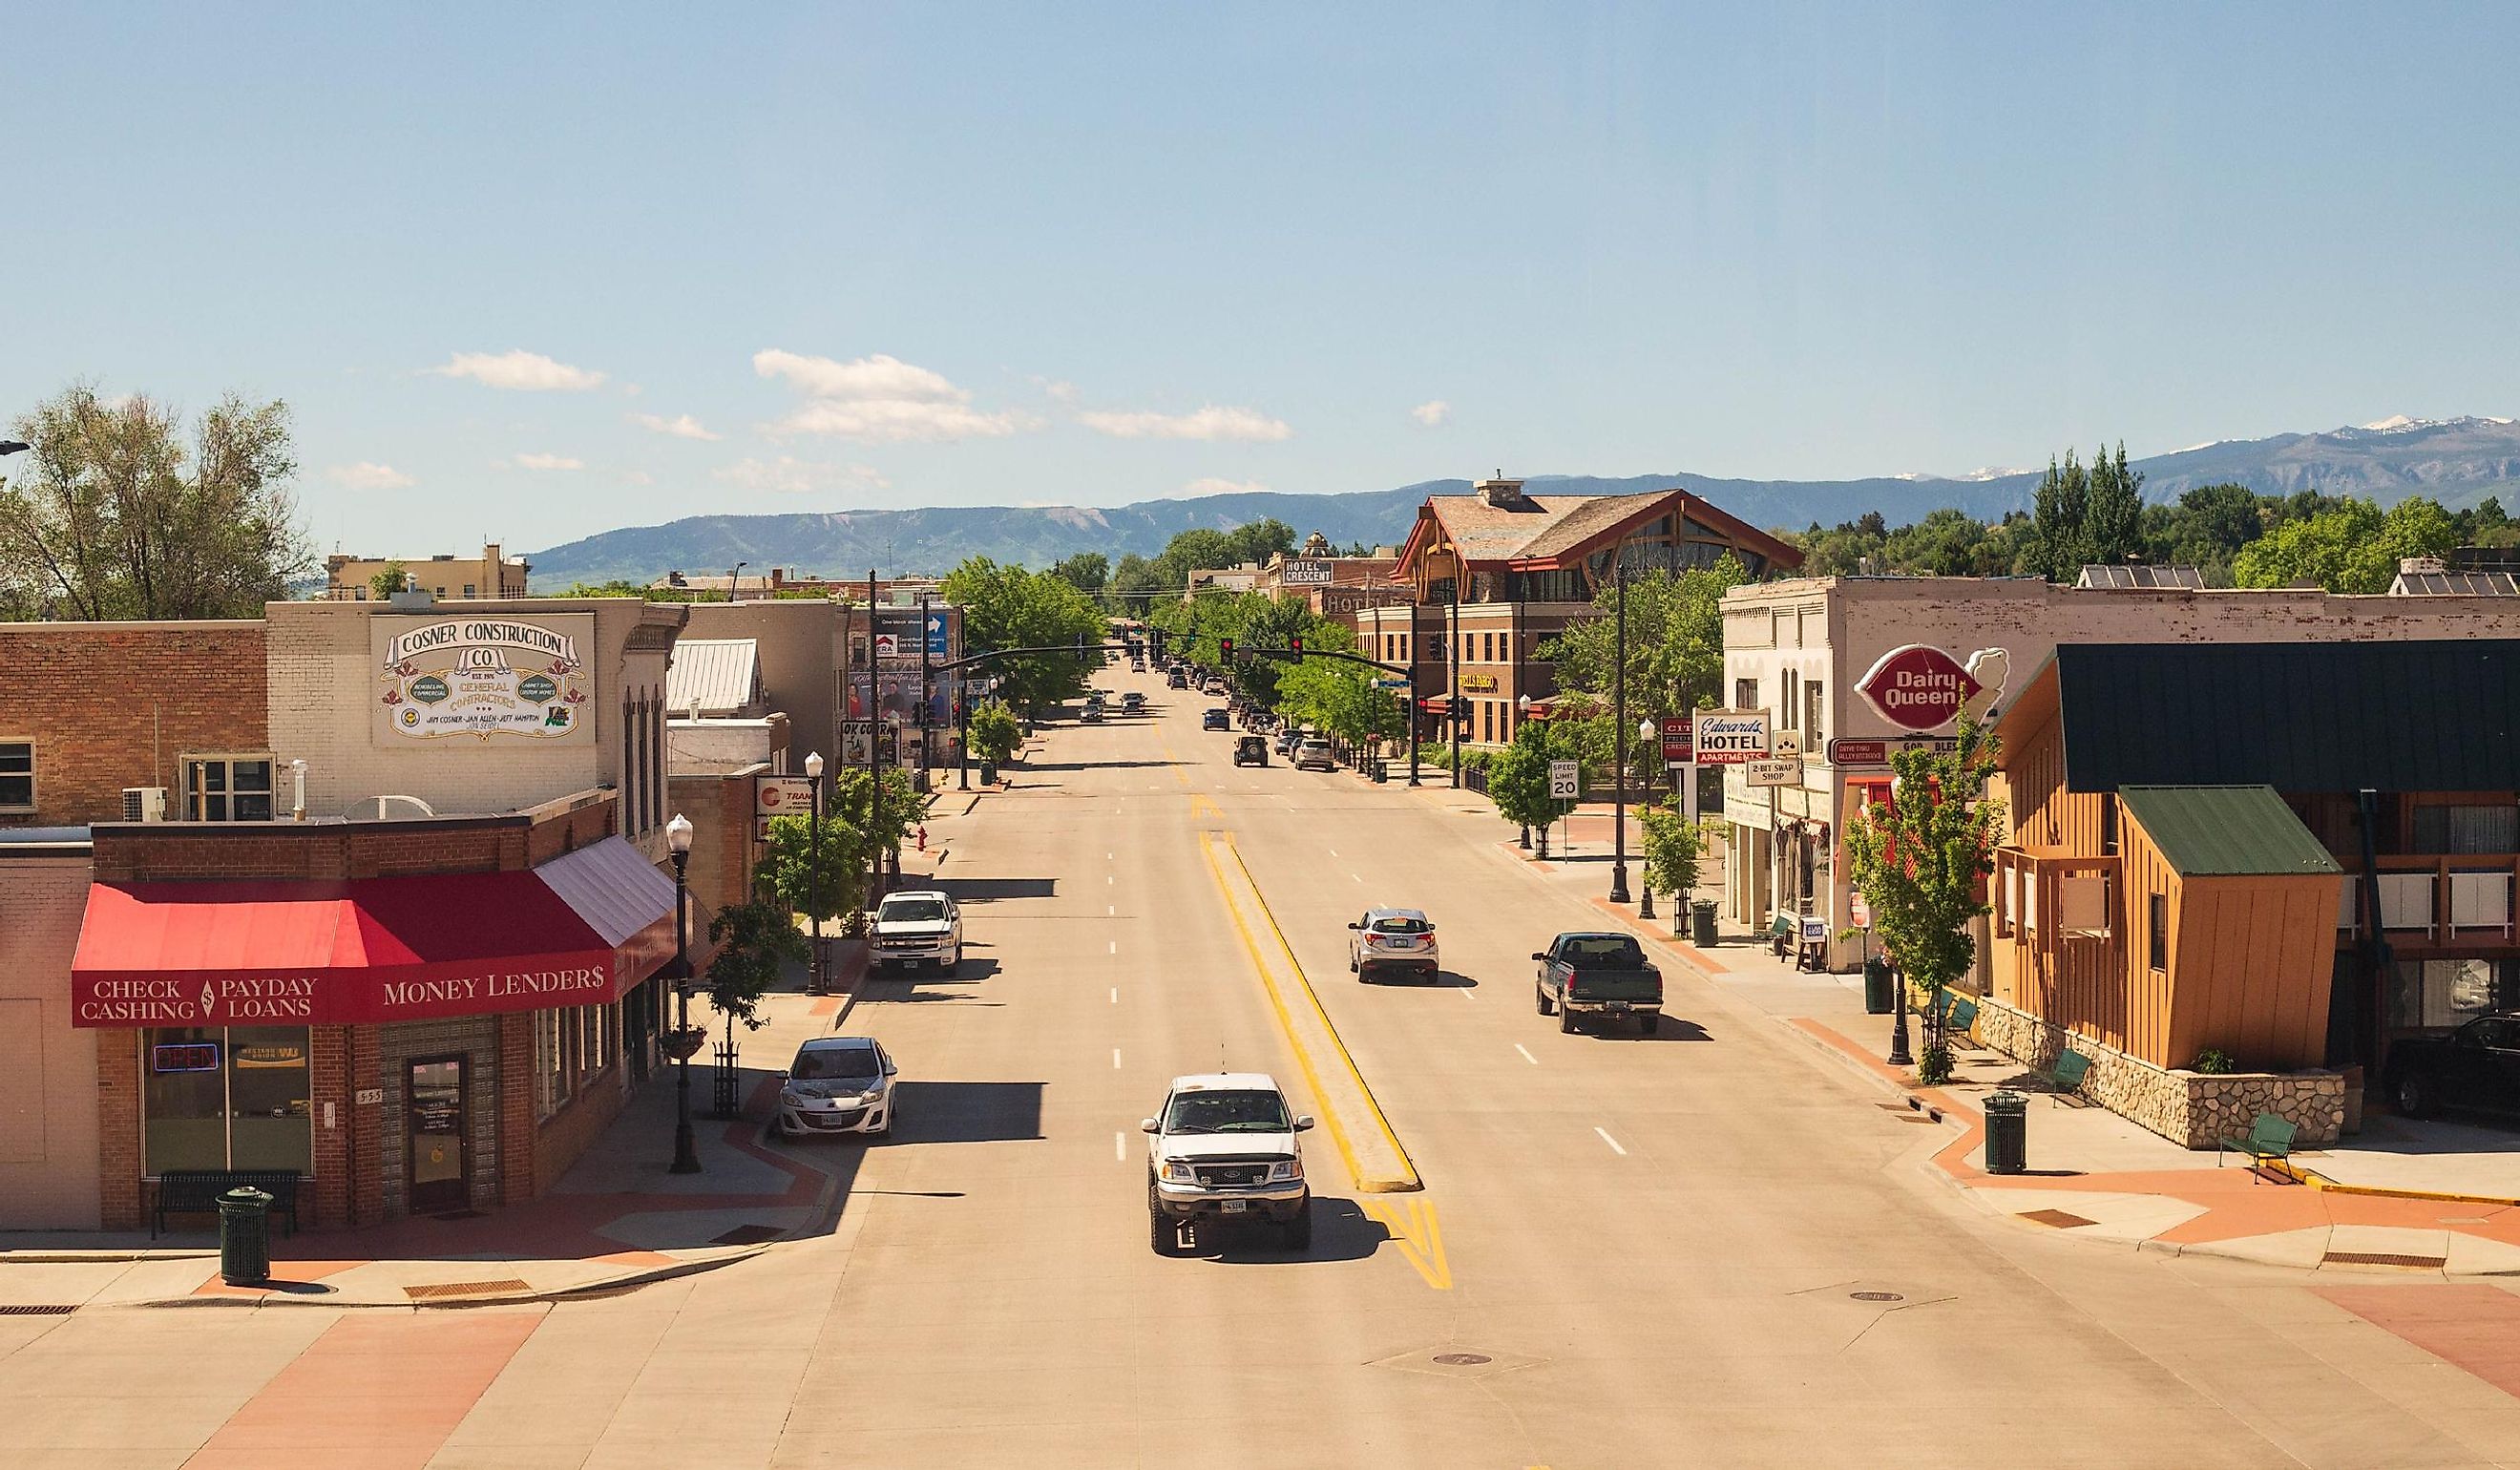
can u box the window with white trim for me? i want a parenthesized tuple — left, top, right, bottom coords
(182, 753, 276, 822)
(0, 740, 31, 811)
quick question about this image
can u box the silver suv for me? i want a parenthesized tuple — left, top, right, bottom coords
(872, 890, 962, 973)
(1293, 738, 1336, 772)
(1348, 907, 1439, 982)
(1143, 1072, 1313, 1253)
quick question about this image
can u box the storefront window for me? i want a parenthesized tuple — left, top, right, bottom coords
(141, 1025, 311, 1175)
(2392, 959, 2507, 1031)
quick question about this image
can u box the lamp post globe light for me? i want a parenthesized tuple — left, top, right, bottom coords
(804, 751, 826, 997)
(663, 813, 704, 1175)
(1636, 719, 1659, 920)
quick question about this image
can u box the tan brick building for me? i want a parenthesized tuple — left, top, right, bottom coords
(326, 542, 531, 600)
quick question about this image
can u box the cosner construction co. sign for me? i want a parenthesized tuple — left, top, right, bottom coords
(1855, 644, 1984, 732)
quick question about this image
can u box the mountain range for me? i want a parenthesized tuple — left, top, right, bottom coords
(525, 415, 2520, 588)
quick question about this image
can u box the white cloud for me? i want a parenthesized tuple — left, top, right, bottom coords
(1078, 406, 1292, 442)
(1411, 399, 1452, 428)
(427, 349, 607, 391)
(1035, 377, 1081, 404)
(634, 411, 721, 441)
(1180, 477, 1270, 497)
(326, 461, 414, 491)
(713, 456, 891, 495)
(514, 452, 584, 472)
(623, 471, 656, 487)
(752, 348, 1037, 442)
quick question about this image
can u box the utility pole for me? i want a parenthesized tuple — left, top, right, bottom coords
(1406, 601, 1421, 786)
(1609, 552, 1633, 904)
(1448, 567, 1462, 788)
(917, 591, 934, 790)
(865, 567, 882, 905)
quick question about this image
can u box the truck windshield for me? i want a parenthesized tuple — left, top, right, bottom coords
(1164, 1089, 1291, 1134)
(882, 900, 948, 923)
(1564, 936, 1643, 966)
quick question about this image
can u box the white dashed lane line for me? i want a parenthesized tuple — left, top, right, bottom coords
(1514, 1043, 1539, 1065)
(1114, 1131, 1125, 1161)
(1595, 1126, 1628, 1157)
(1113, 1048, 1124, 1069)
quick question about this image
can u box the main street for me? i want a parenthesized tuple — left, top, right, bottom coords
(11, 663, 2520, 1468)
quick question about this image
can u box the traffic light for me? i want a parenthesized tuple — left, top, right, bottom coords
(1218, 637, 1234, 661)
(1288, 636, 1304, 658)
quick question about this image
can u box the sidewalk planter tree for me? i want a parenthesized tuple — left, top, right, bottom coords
(1488, 721, 1578, 859)
(969, 700, 1020, 775)
(764, 808, 866, 938)
(1840, 704, 2005, 1084)
(1637, 799, 1711, 932)
(704, 878, 810, 1063)
(835, 766, 937, 887)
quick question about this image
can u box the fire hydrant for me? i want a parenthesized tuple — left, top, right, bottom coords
(914, 825, 928, 853)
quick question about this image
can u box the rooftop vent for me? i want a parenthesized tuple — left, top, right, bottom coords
(1476, 477, 1527, 508)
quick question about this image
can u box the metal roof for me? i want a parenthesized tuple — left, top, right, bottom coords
(2116, 786, 2342, 877)
(665, 638, 764, 717)
(2076, 564, 2205, 590)
(2053, 640, 2520, 792)
(2390, 570, 2520, 596)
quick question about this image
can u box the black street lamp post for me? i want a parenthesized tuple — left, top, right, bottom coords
(663, 814, 703, 1175)
(1608, 554, 1633, 905)
(805, 750, 826, 996)
(1636, 718, 1659, 919)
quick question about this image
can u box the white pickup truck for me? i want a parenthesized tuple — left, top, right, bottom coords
(1142, 1072, 1313, 1254)
(871, 890, 962, 975)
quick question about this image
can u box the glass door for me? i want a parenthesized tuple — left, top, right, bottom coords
(407, 1057, 468, 1214)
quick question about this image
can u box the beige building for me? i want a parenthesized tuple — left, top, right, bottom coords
(1720, 576, 2520, 973)
(326, 543, 531, 600)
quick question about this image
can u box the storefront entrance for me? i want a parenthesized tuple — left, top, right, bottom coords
(407, 1057, 470, 1214)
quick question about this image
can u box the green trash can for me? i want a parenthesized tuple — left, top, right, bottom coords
(218, 1186, 274, 1286)
(1984, 1091, 2027, 1175)
(1864, 957, 1895, 1015)
(1690, 900, 1718, 947)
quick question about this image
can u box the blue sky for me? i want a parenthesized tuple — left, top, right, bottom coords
(9, 3, 2520, 555)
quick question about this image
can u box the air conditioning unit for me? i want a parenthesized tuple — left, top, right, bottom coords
(122, 787, 169, 823)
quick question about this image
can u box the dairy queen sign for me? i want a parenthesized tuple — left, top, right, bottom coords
(1855, 644, 2001, 732)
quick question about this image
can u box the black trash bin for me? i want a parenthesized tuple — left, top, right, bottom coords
(1863, 957, 1895, 1015)
(218, 1186, 273, 1286)
(1983, 1091, 2027, 1175)
(1690, 900, 1717, 947)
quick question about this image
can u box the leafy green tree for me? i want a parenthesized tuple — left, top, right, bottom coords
(2231, 494, 2459, 593)
(2082, 442, 2146, 570)
(1486, 720, 1580, 857)
(1637, 799, 1713, 913)
(1544, 557, 1746, 724)
(1049, 551, 1108, 597)
(1840, 707, 2006, 1083)
(2139, 483, 2262, 580)
(704, 879, 809, 1034)
(835, 766, 936, 872)
(762, 809, 865, 929)
(968, 700, 1021, 765)
(368, 560, 410, 598)
(1105, 553, 1164, 612)
(940, 556, 1105, 711)
(0, 383, 314, 620)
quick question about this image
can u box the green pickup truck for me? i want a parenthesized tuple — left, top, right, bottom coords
(1534, 932, 1664, 1035)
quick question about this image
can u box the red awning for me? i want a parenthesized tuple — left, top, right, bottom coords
(72, 837, 675, 1028)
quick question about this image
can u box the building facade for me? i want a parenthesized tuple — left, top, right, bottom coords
(326, 543, 531, 600)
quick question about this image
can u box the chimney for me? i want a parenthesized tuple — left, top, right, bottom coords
(1477, 476, 1527, 508)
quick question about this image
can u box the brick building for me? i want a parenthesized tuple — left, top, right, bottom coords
(0, 621, 270, 827)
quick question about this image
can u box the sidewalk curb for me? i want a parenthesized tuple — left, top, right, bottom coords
(123, 1244, 772, 1312)
(0, 1249, 217, 1264)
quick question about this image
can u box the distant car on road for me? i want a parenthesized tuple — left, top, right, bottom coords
(872, 890, 963, 974)
(1233, 734, 1269, 766)
(1203, 708, 1230, 731)
(2386, 1013, 2520, 1120)
(1167, 669, 1188, 688)
(1534, 932, 1664, 1035)
(1080, 703, 1104, 723)
(1203, 678, 1228, 697)
(1143, 1072, 1313, 1253)
(774, 1036, 898, 1140)
(1275, 727, 1303, 757)
(1293, 738, 1336, 772)
(1121, 691, 1145, 714)
(1348, 908, 1438, 982)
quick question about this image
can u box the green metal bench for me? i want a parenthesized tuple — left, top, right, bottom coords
(153, 1168, 303, 1238)
(2217, 1112, 2299, 1181)
(1931, 992, 1979, 1039)
(2044, 1049, 2092, 1098)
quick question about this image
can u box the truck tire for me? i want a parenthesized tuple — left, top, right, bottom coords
(1560, 1002, 1577, 1035)
(1535, 984, 1553, 1016)
(1641, 1014, 1660, 1036)
(2394, 1070, 2439, 1120)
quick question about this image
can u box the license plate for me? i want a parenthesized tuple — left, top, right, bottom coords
(1220, 1199, 1249, 1214)
(1606, 1000, 1631, 1012)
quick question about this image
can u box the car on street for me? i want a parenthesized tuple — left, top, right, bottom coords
(1167, 668, 1188, 688)
(1121, 691, 1145, 714)
(1293, 738, 1336, 771)
(1233, 734, 1269, 766)
(1203, 708, 1230, 731)
(1080, 702, 1104, 723)
(2385, 1013, 2520, 1120)
(1275, 727, 1303, 757)
(1534, 932, 1664, 1034)
(774, 1036, 898, 1140)
(1143, 1072, 1313, 1253)
(872, 890, 963, 973)
(1203, 677, 1228, 696)
(1348, 908, 1438, 982)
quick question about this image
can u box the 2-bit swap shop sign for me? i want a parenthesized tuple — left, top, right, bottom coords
(1856, 644, 1982, 732)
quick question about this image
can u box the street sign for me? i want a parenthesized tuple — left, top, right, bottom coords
(1693, 709, 1770, 766)
(1743, 757, 1804, 788)
(1281, 558, 1334, 586)
(1659, 716, 1692, 764)
(1548, 760, 1581, 800)
(1772, 730, 1804, 759)
(1856, 644, 1982, 732)
(1375, 677, 1411, 689)
(926, 614, 950, 656)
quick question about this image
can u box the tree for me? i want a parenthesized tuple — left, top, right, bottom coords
(1544, 556, 1747, 724)
(2023, 452, 2090, 582)
(1487, 719, 1579, 857)
(2231, 494, 2458, 593)
(2082, 442, 2146, 570)
(1105, 553, 1164, 612)
(0, 383, 315, 620)
(1049, 552, 1108, 597)
(762, 809, 865, 929)
(704, 880, 808, 1036)
(969, 700, 1021, 766)
(1636, 798, 1712, 914)
(368, 560, 410, 599)
(1839, 707, 2006, 1084)
(939, 556, 1104, 711)
(835, 766, 936, 874)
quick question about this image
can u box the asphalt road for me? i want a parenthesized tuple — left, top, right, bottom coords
(18, 663, 2520, 1468)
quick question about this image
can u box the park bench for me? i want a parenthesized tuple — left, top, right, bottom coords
(2043, 1049, 2092, 1102)
(2217, 1113, 2299, 1182)
(1931, 991, 1979, 1040)
(152, 1169, 303, 1239)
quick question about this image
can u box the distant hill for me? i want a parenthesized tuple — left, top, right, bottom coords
(525, 415, 2520, 587)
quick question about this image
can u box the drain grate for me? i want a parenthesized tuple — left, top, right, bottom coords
(1850, 1291, 1904, 1303)
(403, 1278, 532, 1301)
(1431, 1353, 1492, 1366)
(0, 1304, 76, 1316)
(711, 1224, 784, 1246)
(2321, 1251, 2446, 1270)
(2020, 1208, 2097, 1229)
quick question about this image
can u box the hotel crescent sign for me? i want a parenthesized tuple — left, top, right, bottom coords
(1855, 644, 1983, 733)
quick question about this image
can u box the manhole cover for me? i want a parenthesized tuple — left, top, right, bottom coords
(1851, 1291, 1904, 1302)
(1432, 1353, 1492, 1366)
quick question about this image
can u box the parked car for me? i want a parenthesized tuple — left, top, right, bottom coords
(1121, 691, 1146, 714)
(1293, 738, 1336, 772)
(774, 1036, 898, 1140)
(1234, 734, 1269, 766)
(2386, 1013, 2520, 1119)
(1275, 727, 1303, 757)
(872, 890, 963, 973)
(1203, 708, 1230, 731)
(1143, 1072, 1313, 1253)
(1167, 669, 1189, 688)
(1534, 932, 1664, 1034)
(1348, 908, 1438, 982)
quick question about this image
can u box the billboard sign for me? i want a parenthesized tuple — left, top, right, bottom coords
(756, 775, 813, 828)
(373, 615, 594, 745)
(1692, 709, 1769, 766)
(1281, 558, 1334, 587)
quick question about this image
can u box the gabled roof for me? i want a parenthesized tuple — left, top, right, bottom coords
(1394, 488, 1801, 578)
(2117, 787, 2342, 877)
(2022, 640, 2520, 793)
(665, 638, 764, 717)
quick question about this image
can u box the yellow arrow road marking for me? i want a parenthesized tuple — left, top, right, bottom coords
(1359, 1197, 1452, 1291)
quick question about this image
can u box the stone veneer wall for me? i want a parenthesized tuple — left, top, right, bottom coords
(1966, 994, 2342, 1149)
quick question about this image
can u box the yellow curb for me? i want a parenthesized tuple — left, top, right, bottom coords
(2261, 1157, 2520, 1208)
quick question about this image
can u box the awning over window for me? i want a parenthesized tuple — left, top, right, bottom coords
(72, 836, 676, 1028)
